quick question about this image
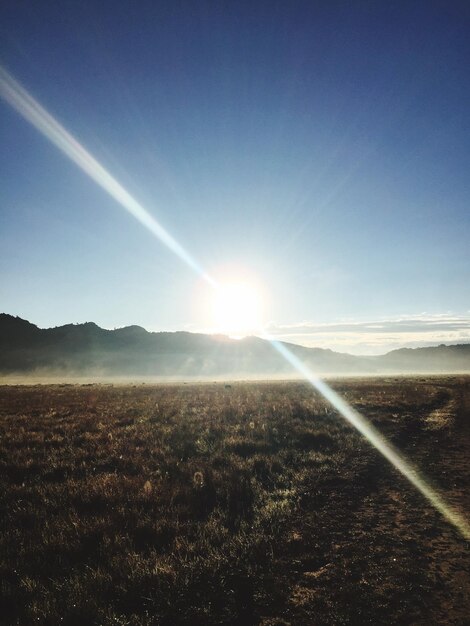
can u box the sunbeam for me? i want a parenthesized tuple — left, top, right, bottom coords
(0, 65, 216, 288)
(1, 65, 467, 540)
(262, 331, 470, 540)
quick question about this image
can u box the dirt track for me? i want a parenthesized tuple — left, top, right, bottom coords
(269, 379, 470, 626)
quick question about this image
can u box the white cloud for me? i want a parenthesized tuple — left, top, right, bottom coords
(266, 313, 470, 355)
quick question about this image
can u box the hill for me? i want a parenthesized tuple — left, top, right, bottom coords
(1, 313, 469, 377)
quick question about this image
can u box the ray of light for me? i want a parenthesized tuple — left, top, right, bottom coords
(1, 65, 467, 540)
(0, 66, 216, 288)
(261, 331, 470, 540)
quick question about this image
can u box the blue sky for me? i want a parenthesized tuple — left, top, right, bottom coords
(1, 1, 469, 354)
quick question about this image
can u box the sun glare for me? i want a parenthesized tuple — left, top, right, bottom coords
(211, 282, 263, 337)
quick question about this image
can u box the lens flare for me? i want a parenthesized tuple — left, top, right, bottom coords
(0, 65, 216, 288)
(1, 65, 467, 539)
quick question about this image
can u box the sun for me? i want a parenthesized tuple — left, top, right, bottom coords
(211, 282, 263, 337)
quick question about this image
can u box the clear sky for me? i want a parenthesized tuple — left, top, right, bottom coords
(1, 1, 469, 354)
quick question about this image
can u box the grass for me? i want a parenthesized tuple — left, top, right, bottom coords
(0, 377, 469, 625)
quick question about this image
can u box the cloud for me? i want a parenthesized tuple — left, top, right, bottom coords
(266, 313, 470, 355)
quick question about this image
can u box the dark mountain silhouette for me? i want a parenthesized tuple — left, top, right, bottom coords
(1, 313, 469, 378)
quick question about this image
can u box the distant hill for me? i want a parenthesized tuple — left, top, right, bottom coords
(379, 344, 470, 373)
(1, 313, 469, 378)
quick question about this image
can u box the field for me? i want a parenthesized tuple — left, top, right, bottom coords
(0, 377, 469, 625)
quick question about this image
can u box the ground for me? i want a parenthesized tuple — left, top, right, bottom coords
(0, 376, 468, 625)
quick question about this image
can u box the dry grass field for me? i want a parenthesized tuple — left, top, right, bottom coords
(0, 377, 469, 625)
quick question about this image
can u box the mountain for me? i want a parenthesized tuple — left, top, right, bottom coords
(379, 344, 470, 372)
(1, 314, 469, 378)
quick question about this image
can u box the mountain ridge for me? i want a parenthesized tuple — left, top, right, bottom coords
(1, 313, 469, 377)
